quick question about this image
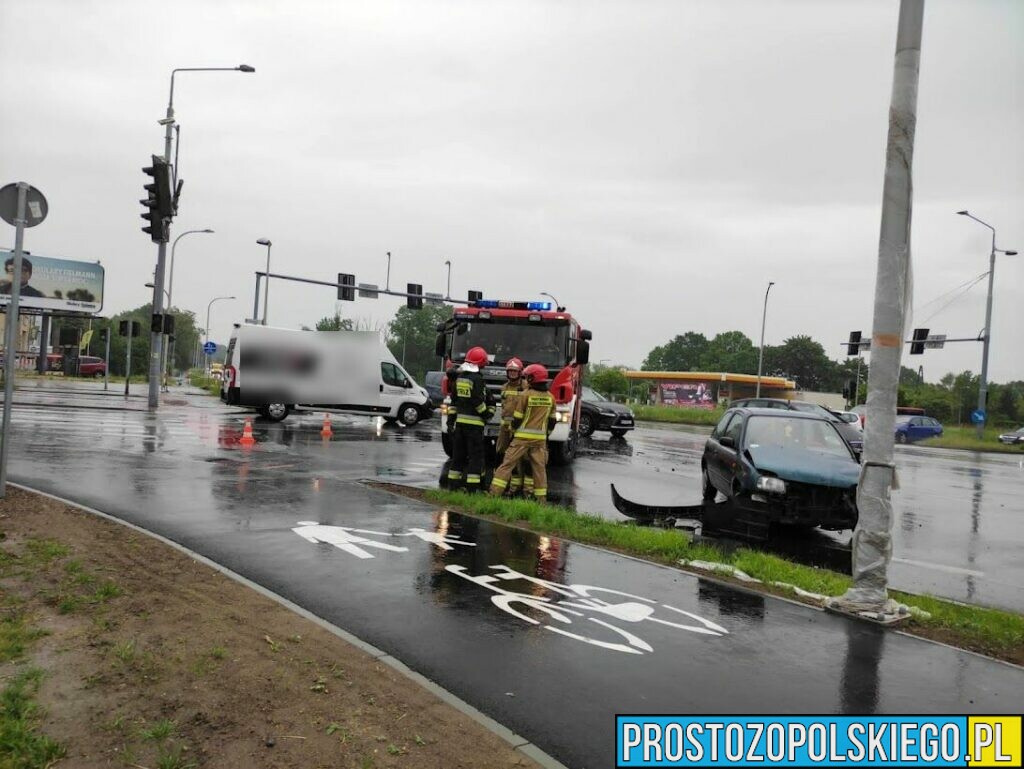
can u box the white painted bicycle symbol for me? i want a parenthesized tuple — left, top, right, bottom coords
(290, 522, 727, 654)
(446, 564, 728, 655)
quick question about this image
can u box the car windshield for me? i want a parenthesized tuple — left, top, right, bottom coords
(582, 386, 606, 402)
(744, 416, 851, 459)
(451, 320, 570, 368)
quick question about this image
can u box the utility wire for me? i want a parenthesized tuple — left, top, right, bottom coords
(918, 272, 989, 326)
(913, 272, 988, 313)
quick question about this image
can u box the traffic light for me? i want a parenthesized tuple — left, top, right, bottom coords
(910, 327, 929, 355)
(407, 283, 423, 310)
(140, 155, 173, 242)
(468, 290, 483, 303)
(162, 314, 175, 334)
(846, 331, 862, 356)
(119, 320, 141, 337)
(338, 273, 355, 301)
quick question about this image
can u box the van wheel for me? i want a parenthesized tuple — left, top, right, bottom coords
(261, 403, 290, 422)
(398, 404, 421, 426)
(549, 430, 578, 466)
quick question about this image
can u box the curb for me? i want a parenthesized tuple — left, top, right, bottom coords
(9, 481, 570, 769)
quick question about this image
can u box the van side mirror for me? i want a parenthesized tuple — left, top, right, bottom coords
(434, 333, 446, 358)
(577, 340, 590, 365)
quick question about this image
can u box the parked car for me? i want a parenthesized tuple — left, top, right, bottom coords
(424, 370, 444, 408)
(894, 415, 943, 444)
(77, 356, 107, 378)
(579, 386, 635, 438)
(998, 427, 1024, 445)
(701, 407, 860, 531)
(730, 398, 863, 456)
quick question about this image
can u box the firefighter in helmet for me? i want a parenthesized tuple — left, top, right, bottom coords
(446, 346, 493, 491)
(489, 363, 556, 501)
(496, 357, 527, 494)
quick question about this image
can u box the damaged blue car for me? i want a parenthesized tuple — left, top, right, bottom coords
(701, 407, 860, 532)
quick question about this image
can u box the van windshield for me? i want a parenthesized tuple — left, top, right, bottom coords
(451, 321, 570, 368)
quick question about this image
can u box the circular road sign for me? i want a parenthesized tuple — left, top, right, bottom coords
(203, 341, 218, 355)
(0, 183, 48, 227)
(971, 409, 986, 425)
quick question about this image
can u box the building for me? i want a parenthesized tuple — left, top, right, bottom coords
(624, 371, 796, 407)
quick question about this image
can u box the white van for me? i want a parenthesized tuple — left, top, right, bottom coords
(220, 323, 431, 425)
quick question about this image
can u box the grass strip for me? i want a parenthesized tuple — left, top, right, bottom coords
(920, 426, 1024, 454)
(630, 404, 724, 426)
(423, 489, 1024, 663)
(0, 669, 65, 768)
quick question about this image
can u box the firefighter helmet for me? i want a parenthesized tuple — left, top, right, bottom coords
(505, 357, 523, 371)
(465, 347, 489, 367)
(523, 364, 548, 384)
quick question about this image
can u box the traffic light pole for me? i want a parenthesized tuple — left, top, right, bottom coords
(146, 96, 175, 410)
(976, 235, 996, 439)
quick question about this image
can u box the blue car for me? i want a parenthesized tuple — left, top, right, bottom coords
(894, 415, 943, 444)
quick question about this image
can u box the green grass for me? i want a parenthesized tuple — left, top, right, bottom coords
(920, 425, 1024, 454)
(630, 404, 724, 426)
(0, 668, 66, 768)
(140, 718, 176, 742)
(0, 611, 47, 664)
(424, 489, 1024, 660)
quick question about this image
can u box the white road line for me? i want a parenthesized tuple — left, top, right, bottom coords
(892, 557, 985, 578)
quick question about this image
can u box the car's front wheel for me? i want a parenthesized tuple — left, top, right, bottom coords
(701, 466, 717, 502)
(610, 428, 628, 439)
(578, 412, 595, 437)
(94, 371, 104, 379)
(896, 432, 908, 444)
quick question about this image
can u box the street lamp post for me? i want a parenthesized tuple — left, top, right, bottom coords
(755, 281, 775, 397)
(257, 239, 272, 324)
(161, 228, 214, 387)
(205, 296, 236, 374)
(147, 64, 254, 410)
(956, 211, 1017, 438)
(444, 260, 452, 300)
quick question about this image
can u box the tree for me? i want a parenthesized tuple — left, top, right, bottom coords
(315, 312, 353, 331)
(641, 332, 708, 371)
(590, 367, 629, 398)
(699, 331, 757, 374)
(762, 335, 836, 390)
(385, 305, 452, 381)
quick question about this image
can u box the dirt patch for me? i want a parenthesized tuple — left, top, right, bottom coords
(0, 486, 539, 769)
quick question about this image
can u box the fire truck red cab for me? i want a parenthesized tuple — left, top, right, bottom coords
(435, 300, 591, 465)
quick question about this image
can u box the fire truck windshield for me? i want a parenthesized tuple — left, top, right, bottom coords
(451, 321, 571, 368)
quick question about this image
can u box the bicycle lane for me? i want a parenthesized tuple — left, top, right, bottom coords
(11, 445, 1023, 769)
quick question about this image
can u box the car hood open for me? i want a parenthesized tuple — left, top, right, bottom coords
(747, 445, 859, 489)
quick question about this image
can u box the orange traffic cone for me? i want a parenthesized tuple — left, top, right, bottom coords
(239, 418, 256, 446)
(320, 413, 333, 438)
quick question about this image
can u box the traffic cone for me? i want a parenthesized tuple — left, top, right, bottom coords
(320, 413, 333, 438)
(239, 418, 256, 446)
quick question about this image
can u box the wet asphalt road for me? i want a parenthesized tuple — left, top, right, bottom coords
(4, 381, 1023, 768)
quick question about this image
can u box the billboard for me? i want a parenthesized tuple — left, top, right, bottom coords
(659, 381, 718, 409)
(0, 251, 104, 314)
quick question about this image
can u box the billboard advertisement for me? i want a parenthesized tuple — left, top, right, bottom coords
(0, 251, 104, 314)
(659, 381, 718, 409)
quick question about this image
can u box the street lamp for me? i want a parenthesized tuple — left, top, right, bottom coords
(444, 260, 452, 300)
(162, 228, 214, 386)
(956, 211, 1017, 438)
(144, 282, 170, 303)
(147, 64, 255, 410)
(205, 296, 236, 374)
(256, 239, 272, 324)
(540, 292, 561, 309)
(755, 281, 775, 397)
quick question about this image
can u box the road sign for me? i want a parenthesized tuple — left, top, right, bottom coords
(924, 334, 947, 350)
(203, 341, 217, 355)
(425, 292, 444, 306)
(971, 409, 986, 425)
(0, 183, 47, 227)
(358, 283, 379, 299)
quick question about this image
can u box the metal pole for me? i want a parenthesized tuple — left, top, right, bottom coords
(104, 326, 111, 391)
(385, 251, 391, 292)
(253, 273, 262, 322)
(0, 183, 29, 498)
(976, 236, 995, 439)
(444, 260, 451, 300)
(125, 323, 133, 397)
(262, 243, 271, 325)
(831, 0, 924, 616)
(35, 314, 49, 373)
(162, 229, 211, 389)
(147, 81, 176, 410)
(854, 356, 862, 406)
(755, 281, 775, 397)
(205, 300, 212, 374)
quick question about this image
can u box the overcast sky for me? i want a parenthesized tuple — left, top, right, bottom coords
(2, 0, 1021, 381)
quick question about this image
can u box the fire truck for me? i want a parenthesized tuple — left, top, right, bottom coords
(434, 299, 592, 465)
